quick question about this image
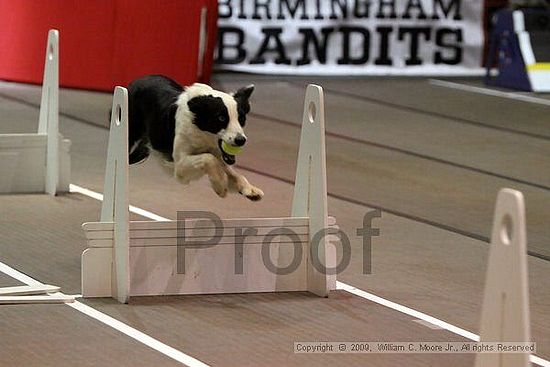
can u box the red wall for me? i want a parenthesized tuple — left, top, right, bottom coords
(0, 0, 218, 91)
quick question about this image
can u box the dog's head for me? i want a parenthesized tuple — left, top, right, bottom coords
(186, 83, 254, 165)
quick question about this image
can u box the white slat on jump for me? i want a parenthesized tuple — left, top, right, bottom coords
(0, 295, 74, 305)
(0, 29, 70, 195)
(291, 85, 335, 295)
(88, 236, 311, 248)
(0, 284, 60, 296)
(84, 216, 336, 232)
(475, 188, 531, 367)
(82, 84, 336, 302)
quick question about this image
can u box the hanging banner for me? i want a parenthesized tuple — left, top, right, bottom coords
(215, 0, 485, 75)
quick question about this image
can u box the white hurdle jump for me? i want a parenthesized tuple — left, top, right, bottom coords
(82, 85, 337, 303)
(0, 29, 70, 195)
(476, 188, 531, 367)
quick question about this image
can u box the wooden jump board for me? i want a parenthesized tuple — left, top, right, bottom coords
(82, 216, 338, 297)
(83, 216, 337, 246)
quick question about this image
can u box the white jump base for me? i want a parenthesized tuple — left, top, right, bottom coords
(82, 85, 337, 303)
(0, 29, 70, 195)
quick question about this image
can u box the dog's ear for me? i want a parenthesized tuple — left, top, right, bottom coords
(234, 84, 254, 102)
(233, 85, 254, 127)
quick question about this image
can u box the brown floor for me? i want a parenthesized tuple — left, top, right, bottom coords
(0, 75, 548, 366)
(0, 304, 182, 367)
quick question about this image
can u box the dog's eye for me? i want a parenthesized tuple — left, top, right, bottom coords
(218, 115, 227, 123)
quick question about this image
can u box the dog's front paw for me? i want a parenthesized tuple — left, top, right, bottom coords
(241, 185, 264, 201)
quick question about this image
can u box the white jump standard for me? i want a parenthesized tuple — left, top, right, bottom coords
(475, 188, 532, 367)
(0, 29, 70, 195)
(81, 84, 337, 303)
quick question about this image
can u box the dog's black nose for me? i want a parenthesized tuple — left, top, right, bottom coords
(234, 135, 247, 147)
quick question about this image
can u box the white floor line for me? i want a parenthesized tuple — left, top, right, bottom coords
(336, 281, 479, 341)
(69, 184, 170, 221)
(0, 262, 42, 286)
(69, 183, 550, 367)
(429, 79, 550, 107)
(68, 302, 210, 367)
(0, 260, 210, 367)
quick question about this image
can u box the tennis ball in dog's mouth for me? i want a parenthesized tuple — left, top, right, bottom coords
(221, 141, 243, 155)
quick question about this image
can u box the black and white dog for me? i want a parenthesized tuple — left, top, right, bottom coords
(127, 75, 263, 201)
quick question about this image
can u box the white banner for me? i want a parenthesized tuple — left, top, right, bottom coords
(215, 0, 485, 75)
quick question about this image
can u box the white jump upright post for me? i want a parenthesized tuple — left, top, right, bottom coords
(475, 188, 531, 367)
(38, 30, 60, 195)
(0, 29, 70, 195)
(292, 84, 334, 296)
(81, 84, 336, 303)
(101, 87, 130, 304)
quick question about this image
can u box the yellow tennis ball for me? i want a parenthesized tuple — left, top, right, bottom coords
(221, 141, 243, 155)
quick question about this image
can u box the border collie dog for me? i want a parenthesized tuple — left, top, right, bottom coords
(127, 75, 263, 201)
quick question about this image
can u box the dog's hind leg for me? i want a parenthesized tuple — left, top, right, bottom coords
(129, 139, 150, 164)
